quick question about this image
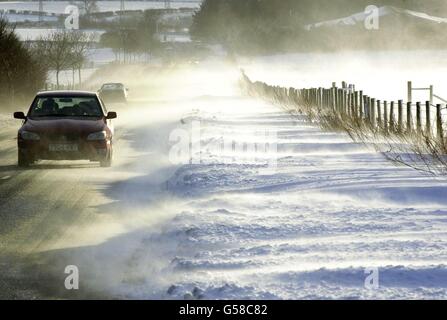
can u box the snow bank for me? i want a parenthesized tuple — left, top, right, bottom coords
(14, 28, 105, 42)
(158, 102, 447, 299)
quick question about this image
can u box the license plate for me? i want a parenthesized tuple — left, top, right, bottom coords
(49, 144, 78, 152)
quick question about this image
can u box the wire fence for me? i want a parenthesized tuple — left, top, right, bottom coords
(240, 71, 447, 148)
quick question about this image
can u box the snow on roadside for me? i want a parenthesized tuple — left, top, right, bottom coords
(114, 93, 447, 300)
(0, 113, 17, 128)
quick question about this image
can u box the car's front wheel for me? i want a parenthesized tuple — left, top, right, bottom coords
(100, 148, 113, 168)
(18, 150, 31, 167)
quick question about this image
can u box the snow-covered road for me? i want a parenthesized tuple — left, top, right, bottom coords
(2, 62, 447, 299)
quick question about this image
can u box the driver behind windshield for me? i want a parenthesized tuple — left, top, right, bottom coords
(41, 98, 59, 115)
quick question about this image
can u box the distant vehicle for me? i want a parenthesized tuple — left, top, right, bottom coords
(98, 83, 128, 103)
(13, 91, 117, 168)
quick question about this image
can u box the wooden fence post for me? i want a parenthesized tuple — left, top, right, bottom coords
(416, 102, 422, 134)
(338, 88, 341, 111)
(398, 100, 403, 133)
(316, 88, 319, 107)
(332, 87, 336, 110)
(346, 91, 350, 116)
(371, 98, 376, 128)
(340, 89, 344, 114)
(325, 89, 328, 108)
(407, 102, 412, 133)
(425, 101, 431, 135)
(383, 101, 388, 133)
(364, 96, 370, 123)
(377, 100, 382, 127)
(328, 89, 331, 108)
(359, 91, 364, 119)
(349, 92, 355, 119)
(436, 104, 444, 143)
(343, 89, 347, 115)
(390, 101, 395, 133)
(430, 85, 434, 105)
(320, 88, 323, 108)
(338, 89, 343, 113)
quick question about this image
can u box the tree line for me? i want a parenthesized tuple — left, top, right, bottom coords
(99, 10, 160, 63)
(0, 17, 47, 108)
(30, 31, 93, 88)
(1, 14, 97, 109)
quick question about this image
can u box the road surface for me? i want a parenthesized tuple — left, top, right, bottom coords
(1, 63, 447, 299)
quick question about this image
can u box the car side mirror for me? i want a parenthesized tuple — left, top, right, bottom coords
(106, 111, 117, 119)
(14, 112, 26, 119)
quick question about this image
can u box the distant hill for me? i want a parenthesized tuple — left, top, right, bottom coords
(192, 0, 447, 53)
(305, 6, 447, 30)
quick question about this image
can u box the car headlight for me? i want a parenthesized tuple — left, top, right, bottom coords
(87, 131, 107, 141)
(21, 130, 40, 141)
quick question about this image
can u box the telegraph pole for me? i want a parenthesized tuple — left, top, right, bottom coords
(120, 0, 125, 22)
(119, 0, 125, 63)
(164, 0, 171, 9)
(38, 0, 43, 23)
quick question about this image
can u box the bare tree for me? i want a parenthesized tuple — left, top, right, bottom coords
(34, 30, 91, 88)
(36, 31, 72, 88)
(69, 32, 92, 86)
(80, 0, 99, 16)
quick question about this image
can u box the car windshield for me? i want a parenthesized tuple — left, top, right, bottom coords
(29, 96, 103, 118)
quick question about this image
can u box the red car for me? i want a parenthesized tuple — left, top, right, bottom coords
(13, 91, 117, 167)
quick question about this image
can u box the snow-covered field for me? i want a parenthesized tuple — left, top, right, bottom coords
(3, 13, 58, 22)
(14, 28, 105, 42)
(0, 1, 201, 14)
